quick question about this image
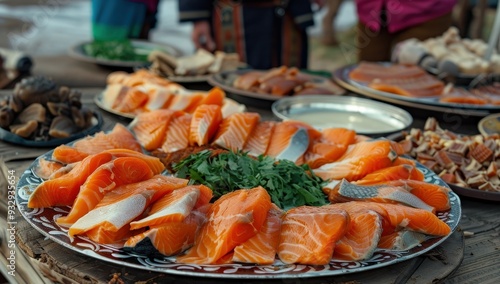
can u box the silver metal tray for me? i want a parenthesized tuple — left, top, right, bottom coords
(271, 95, 413, 136)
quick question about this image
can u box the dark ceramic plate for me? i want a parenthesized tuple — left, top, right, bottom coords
(0, 111, 103, 147)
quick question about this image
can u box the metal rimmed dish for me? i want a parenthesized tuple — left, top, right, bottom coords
(271, 95, 413, 137)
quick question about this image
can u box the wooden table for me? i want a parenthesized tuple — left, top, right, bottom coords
(1, 89, 499, 284)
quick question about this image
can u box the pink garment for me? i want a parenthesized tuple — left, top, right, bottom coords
(355, 0, 457, 33)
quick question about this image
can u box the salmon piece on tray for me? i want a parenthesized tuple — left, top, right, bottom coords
(242, 121, 277, 157)
(129, 109, 176, 151)
(212, 112, 260, 151)
(189, 104, 223, 147)
(177, 186, 272, 264)
(278, 205, 349, 265)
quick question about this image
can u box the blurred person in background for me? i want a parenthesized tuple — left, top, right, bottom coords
(92, 0, 160, 40)
(355, 0, 457, 62)
(178, 0, 315, 69)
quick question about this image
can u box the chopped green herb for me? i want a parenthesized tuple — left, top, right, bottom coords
(172, 150, 328, 210)
(83, 40, 148, 62)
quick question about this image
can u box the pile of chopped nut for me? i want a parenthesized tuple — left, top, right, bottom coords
(398, 117, 500, 192)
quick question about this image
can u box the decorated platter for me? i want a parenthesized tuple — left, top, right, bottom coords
(16, 151, 461, 279)
(333, 64, 500, 117)
(68, 40, 181, 68)
(207, 69, 345, 108)
(0, 111, 103, 147)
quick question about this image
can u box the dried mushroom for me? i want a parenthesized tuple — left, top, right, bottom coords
(0, 76, 96, 141)
(398, 117, 500, 192)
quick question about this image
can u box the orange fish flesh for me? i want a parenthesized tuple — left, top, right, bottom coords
(212, 112, 260, 151)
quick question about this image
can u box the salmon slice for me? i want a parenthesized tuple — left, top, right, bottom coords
(68, 186, 158, 240)
(232, 204, 284, 265)
(197, 86, 226, 107)
(278, 205, 349, 265)
(242, 121, 276, 157)
(313, 139, 397, 181)
(304, 128, 356, 169)
(57, 157, 156, 226)
(328, 179, 436, 213)
(353, 164, 415, 185)
(266, 121, 321, 163)
(141, 84, 175, 111)
(85, 223, 140, 244)
(189, 104, 223, 147)
(161, 113, 192, 153)
(329, 201, 451, 236)
(72, 123, 142, 155)
(33, 158, 64, 180)
(130, 185, 212, 230)
(333, 209, 382, 261)
(47, 163, 77, 179)
(168, 93, 204, 112)
(102, 148, 166, 174)
(349, 62, 427, 83)
(176, 186, 272, 264)
(377, 230, 427, 250)
(124, 204, 211, 256)
(439, 88, 489, 105)
(391, 157, 425, 181)
(27, 152, 114, 208)
(212, 112, 260, 151)
(129, 109, 176, 151)
(382, 180, 451, 211)
(113, 87, 149, 113)
(67, 175, 186, 240)
(52, 145, 89, 164)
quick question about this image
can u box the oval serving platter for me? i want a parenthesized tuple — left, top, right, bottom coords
(333, 64, 500, 116)
(0, 111, 103, 147)
(16, 150, 461, 279)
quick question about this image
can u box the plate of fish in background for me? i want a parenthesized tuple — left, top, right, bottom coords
(333, 63, 500, 115)
(94, 69, 246, 120)
(15, 140, 461, 278)
(0, 76, 103, 147)
(391, 117, 500, 202)
(69, 40, 182, 69)
(207, 67, 345, 108)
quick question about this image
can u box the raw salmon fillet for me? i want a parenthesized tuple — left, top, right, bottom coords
(33, 158, 64, 180)
(329, 201, 451, 236)
(278, 205, 349, 265)
(333, 209, 383, 261)
(377, 230, 427, 250)
(27, 152, 114, 208)
(176, 186, 272, 264)
(212, 112, 260, 151)
(265, 121, 321, 163)
(160, 112, 192, 153)
(129, 109, 176, 151)
(353, 164, 416, 185)
(67, 175, 187, 241)
(382, 179, 451, 211)
(130, 185, 212, 230)
(242, 121, 276, 157)
(232, 204, 284, 265)
(313, 139, 397, 181)
(168, 93, 204, 112)
(57, 157, 156, 226)
(124, 204, 211, 256)
(189, 104, 223, 147)
(71, 123, 142, 155)
(52, 145, 89, 164)
(328, 179, 436, 213)
(304, 128, 356, 169)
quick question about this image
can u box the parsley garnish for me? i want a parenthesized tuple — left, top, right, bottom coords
(172, 150, 328, 210)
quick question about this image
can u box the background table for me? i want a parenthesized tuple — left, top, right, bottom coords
(0, 89, 499, 284)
